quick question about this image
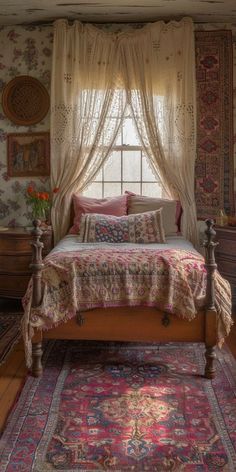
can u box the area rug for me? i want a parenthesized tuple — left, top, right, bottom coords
(0, 341, 236, 471)
(195, 30, 235, 219)
(0, 313, 22, 365)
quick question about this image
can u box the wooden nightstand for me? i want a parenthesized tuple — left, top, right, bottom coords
(0, 226, 53, 299)
(215, 225, 236, 307)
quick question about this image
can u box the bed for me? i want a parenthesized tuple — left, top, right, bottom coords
(22, 208, 232, 380)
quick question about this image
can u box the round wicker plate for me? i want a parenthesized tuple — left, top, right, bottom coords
(2, 75, 50, 125)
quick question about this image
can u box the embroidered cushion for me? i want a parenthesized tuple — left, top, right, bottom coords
(78, 209, 166, 244)
(125, 191, 182, 235)
(69, 194, 128, 234)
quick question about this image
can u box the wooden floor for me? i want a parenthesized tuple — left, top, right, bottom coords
(0, 297, 235, 433)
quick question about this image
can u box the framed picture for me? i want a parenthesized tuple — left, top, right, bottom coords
(7, 132, 50, 177)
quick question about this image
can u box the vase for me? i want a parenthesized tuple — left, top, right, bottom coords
(32, 208, 46, 223)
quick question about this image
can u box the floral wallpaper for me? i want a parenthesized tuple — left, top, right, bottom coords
(0, 25, 52, 228)
(0, 21, 235, 228)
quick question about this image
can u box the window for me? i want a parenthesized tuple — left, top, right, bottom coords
(83, 108, 165, 198)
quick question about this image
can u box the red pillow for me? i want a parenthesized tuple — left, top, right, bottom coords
(69, 194, 128, 234)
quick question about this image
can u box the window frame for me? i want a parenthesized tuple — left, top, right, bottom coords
(83, 105, 165, 198)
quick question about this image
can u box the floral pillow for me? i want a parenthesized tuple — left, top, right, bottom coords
(78, 209, 166, 244)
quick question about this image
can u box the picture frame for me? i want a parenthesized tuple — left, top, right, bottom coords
(7, 132, 50, 177)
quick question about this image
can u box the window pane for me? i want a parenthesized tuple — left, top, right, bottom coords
(94, 168, 102, 181)
(142, 182, 163, 197)
(104, 151, 121, 181)
(122, 117, 140, 145)
(142, 155, 156, 182)
(81, 107, 165, 200)
(123, 151, 141, 182)
(123, 182, 141, 195)
(114, 128, 122, 146)
(83, 182, 103, 198)
(104, 183, 122, 197)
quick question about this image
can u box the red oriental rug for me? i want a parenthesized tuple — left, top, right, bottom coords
(0, 341, 236, 471)
(0, 313, 22, 365)
(195, 30, 234, 219)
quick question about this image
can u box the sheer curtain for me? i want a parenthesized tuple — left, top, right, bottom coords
(119, 18, 197, 244)
(51, 20, 125, 243)
(51, 17, 197, 244)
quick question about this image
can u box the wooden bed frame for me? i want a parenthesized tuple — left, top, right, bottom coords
(30, 219, 220, 379)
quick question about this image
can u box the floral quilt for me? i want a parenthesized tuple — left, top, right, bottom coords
(22, 246, 232, 367)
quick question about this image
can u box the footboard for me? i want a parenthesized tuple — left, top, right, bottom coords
(29, 219, 219, 379)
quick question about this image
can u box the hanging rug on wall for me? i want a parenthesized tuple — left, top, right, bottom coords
(2, 75, 50, 126)
(195, 30, 234, 219)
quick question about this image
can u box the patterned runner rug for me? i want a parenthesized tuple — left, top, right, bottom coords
(0, 313, 22, 365)
(0, 340, 236, 471)
(195, 30, 234, 219)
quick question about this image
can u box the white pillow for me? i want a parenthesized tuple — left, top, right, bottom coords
(126, 193, 181, 235)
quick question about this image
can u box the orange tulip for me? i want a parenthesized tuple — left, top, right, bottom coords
(26, 185, 54, 220)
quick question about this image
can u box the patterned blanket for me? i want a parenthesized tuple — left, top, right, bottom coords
(22, 247, 232, 367)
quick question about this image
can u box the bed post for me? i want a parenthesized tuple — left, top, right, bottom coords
(30, 219, 44, 377)
(203, 219, 218, 379)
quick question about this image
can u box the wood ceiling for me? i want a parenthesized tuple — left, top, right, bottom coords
(0, 0, 235, 25)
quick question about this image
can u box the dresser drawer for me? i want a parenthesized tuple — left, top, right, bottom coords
(215, 237, 236, 255)
(0, 237, 32, 253)
(0, 274, 31, 298)
(0, 226, 52, 298)
(0, 254, 32, 273)
(215, 226, 236, 307)
(216, 258, 236, 283)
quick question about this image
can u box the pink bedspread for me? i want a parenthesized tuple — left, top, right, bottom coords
(22, 246, 232, 367)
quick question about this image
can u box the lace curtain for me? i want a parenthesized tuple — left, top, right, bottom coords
(51, 21, 126, 243)
(119, 19, 198, 244)
(51, 17, 197, 244)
